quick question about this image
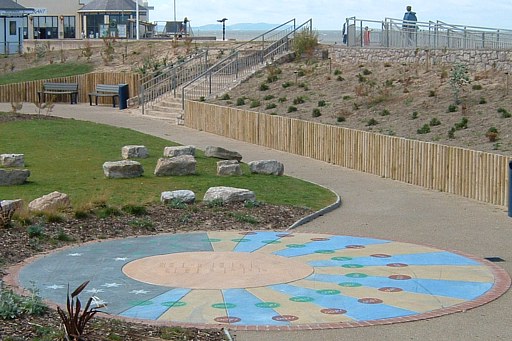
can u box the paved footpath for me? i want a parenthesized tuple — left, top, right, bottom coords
(2, 103, 511, 340)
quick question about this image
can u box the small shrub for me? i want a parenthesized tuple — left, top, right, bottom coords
(312, 108, 321, 117)
(287, 106, 298, 113)
(267, 75, 278, 83)
(265, 103, 277, 110)
(128, 218, 154, 229)
(220, 93, 230, 100)
(298, 82, 309, 90)
(122, 204, 147, 216)
(293, 96, 305, 105)
(384, 62, 391, 67)
(0, 285, 47, 320)
(417, 124, 431, 134)
(229, 212, 259, 224)
(334, 69, 342, 75)
(454, 117, 468, 130)
(362, 68, 372, 75)
(486, 127, 499, 142)
(250, 100, 261, 108)
(479, 97, 487, 104)
(336, 75, 345, 81)
(429, 118, 441, 126)
(366, 118, 378, 126)
(498, 107, 511, 118)
(448, 127, 456, 139)
(282, 81, 292, 88)
(55, 229, 74, 242)
(336, 116, 346, 122)
(447, 104, 458, 112)
(45, 212, 65, 223)
(318, 100, 326, 107)
(278, 97, 287, 103)
(263, 94, 275, 100)
(411, 111, 419, 119)
(472, 84, 483, 90)
(236, 97, 245, 106)
(244, 200, 262, 208)
(27, 224, 45, 238)
(297, 70, 306, 77)
(199, 96, 205, 102)
(259, 83, 269, 91)
(95, 206, 122, 218)
(342, 95, 352, 100)
(207, 199, 224, 208)
(384, 79, 394, 87)
(428, 90, 436, 97)
(167, 198, 187, 209)
(357, 74, 367, 83)
(379, 109, 391, 116)
(74, 210, 90, 219)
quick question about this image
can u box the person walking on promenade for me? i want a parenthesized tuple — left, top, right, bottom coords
(402, 5, 417, 46)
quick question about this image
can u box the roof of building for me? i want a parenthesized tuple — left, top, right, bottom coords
(0, 0, 28, 11)
(79, 0, 147, 12)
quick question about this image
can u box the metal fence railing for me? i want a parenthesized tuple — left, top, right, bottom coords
(346, 17, 512, 50)
(139, 50, 209, 115)
(181, 19, 313, 108)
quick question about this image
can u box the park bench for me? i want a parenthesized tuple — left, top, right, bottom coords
(38, 82, 79, 104)
(88, 84, 120, 107)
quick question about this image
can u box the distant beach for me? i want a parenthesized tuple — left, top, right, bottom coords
(188, 29, 343, 45)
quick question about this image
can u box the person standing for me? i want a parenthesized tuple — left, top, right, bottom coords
(363, 26, 370, 46)
(402, 5, 417, 46)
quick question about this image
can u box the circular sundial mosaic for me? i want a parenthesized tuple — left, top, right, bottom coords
(14, 231, 510, 330)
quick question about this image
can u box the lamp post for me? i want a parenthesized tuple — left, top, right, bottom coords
(217, 18, 227, 41)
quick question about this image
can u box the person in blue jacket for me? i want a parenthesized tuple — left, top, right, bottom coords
(402, 6, 417, 45)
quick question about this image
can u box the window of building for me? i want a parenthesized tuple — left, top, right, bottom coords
(23, 17, 28, 39)
(33, 16, 58, 39)
(63, 16, 76, 38)
(9, 21, 16, 35)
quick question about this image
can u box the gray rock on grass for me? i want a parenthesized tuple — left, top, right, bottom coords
(203, 186, 255, 204)
(103, 160, 144, 178)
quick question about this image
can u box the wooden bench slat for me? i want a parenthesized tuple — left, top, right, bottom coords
(38, 82, 79, 104)
(88, 84, 120, 108)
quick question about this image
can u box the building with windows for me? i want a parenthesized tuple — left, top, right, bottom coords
(0, 0, 32, 54)
(16, 0, 151, 40)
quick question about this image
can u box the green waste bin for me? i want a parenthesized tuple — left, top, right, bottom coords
(118, 84, 129, 110)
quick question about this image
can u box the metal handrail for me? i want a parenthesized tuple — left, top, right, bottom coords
(346, 17, 512, 50)
(181, 19, 313, 109)
(139, 50, 209, 115)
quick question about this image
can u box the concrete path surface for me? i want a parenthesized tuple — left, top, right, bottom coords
(2, 103, 511, 340)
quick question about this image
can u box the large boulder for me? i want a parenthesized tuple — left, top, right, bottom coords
(0, 169, 30, 186)
(154, 155, 196, 176)
(164, 145, 196, 158)
(248, 160, 284, 176)
(203, 186, 255, 204)
(121, 145, 149, 159)
(28, 191, 70, 212)
(217, 160, 243, 176)
(204, 146, 242, 161)
(160, 190, 196, 204)
(103, 160, 144, 178)
(0, 154, 25, 168)
(0, 199, 23, 213)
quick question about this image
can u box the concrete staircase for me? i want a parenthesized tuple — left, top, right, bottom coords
(141, 97, 184, 124)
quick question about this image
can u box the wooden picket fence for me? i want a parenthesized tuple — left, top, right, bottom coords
(185, 101, 511, 207)
(0, 72, 140, 105)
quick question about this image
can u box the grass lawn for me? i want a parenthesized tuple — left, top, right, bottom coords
(0, 63, 94, 85)
(0, 116, 336, 210)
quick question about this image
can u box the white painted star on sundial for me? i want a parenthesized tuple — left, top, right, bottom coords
(101, 282, 122, 288)
(68, 253, 82, 257)
(130, 289, 149, 295)
(91, 296, 108, 308)
(114, 257, 128, 261)
(46, 284, 64, 290)
(86, 288, 104, 294)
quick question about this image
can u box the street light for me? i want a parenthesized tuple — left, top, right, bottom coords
(217, 18, 228, 41)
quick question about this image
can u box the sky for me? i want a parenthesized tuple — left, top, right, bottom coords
(146, 1, 512, 31)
